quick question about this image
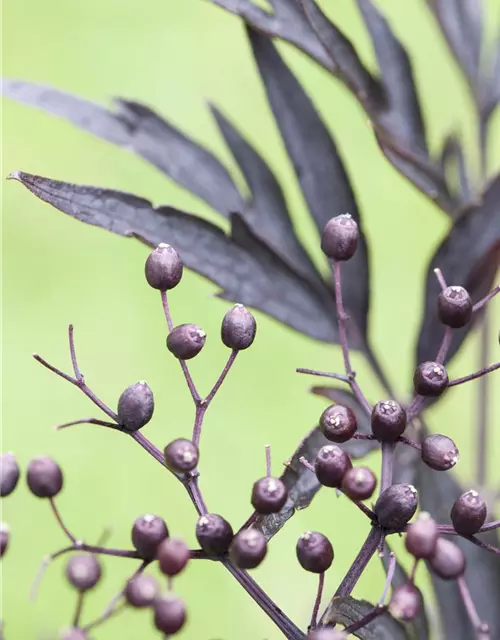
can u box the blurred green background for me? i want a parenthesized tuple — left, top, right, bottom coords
(2, 0, 500, 638)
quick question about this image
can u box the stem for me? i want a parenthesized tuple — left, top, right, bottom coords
(473, 285, 500, 313)
(130, 431, 166, 467)
(379, 552, 396, 604)
(436, 327, 453, 364)
(73, 592, 85, 627)
(434, 268, 448, 291)
(448, 361, 500, 387)
(343, 604, 387, 634)
(68, 324, 82, 380)
(265, 445, 272, 477)
(49, 498, 76, 543)
(309, 573, 325, 630)
(476, 311, 490, 486)
(192, 404, 207, 449)
(457, 576, 491, 639)
(380, 443, 395, 493)
(56, 417, 119, 431)
(204, 350, 238, 405)
(398, 436, 421, 451)
(296, 368, 351, 384)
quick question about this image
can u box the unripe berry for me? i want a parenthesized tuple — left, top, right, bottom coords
(375, 484, 418, 530)
(421, 434, 459, 471)
(321, 214, 358, 261)
(153, 593, 186, 634)
(164, 438, 199, 474)
(27, 456, 63, 498)
(221, 304, 256, 350)
(429, 537, 466, 580)
(371, 400, 407, 442)
(308, 631, 347, 640)
(65, 554, 102, 591)
(167, 324, 206, 360)
(405, 512, 438, 559)
(314, 445, 352, 488)
(125, 574, 159, 608)
(413, 362, 448, 397)
(1, 452, 20, 497)
(145, 244, 183, 291)
(296, 531, 333, 573)
(437, 285, 472, 328)
(117, 381, 154, 431)
(0, 523, 9, 557)
(319, 405, 357, 443)
(389, 583, 422, 621)
(451, 490, 487, 536)
(195, 514, 233, 555)
(158, 537, 190, 576)
(229, 529, 267, 569)
(251, 477, 288, 514)
(341, 466, 377, 501)
(132, 514, 169, 560)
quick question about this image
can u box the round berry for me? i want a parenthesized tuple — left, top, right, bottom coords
(405, 512, 438, 559)
(229, 529, 267, 569)
(371, 400, 407, 442)
(65, 554, 102, 591)
(296, 531, 334, 573)
(413, 362, 449, 397)
(145, 244, 183, 291)
(131, 514, 169, 560)
(437, 285, 472, 328)
(429, 537, 466, 580)
(251, 477, 288, 514)
(158, 537, 190, 577)
(195, 514, 233, 555)
(375, 484, 418, 530)
(1, 452, 20, 497)
(308, 631, 347, 640)
(421, 434, 459, 471)
(389, 583, 422, 621)
(27, 456, 63, 498)
(451, 490, 487, 536)
(153, 593, 186, 634)
(0, 523, 9, 558)
(167, 323, 206, 360)
(341, 466, 377, 501)
(221, 304, 256, 351)
(164, 438, 199, 474)
(321, 214, 359, 261)
(125, 574, 159, 608)
(319, 405, 357, 443)
(314, 445, 352, 488)
(117, 381, 154, 432)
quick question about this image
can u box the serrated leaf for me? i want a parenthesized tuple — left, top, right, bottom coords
(1, 80, 243, 215)
(416, 175, 500, 366)
(8, 171, 340, 342)
(321, 596, 408, 639)
(418, 465, 500, 640)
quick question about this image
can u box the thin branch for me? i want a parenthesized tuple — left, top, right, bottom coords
(265, 445, 272, 477)
(56, 417, 119, 431)
(457, 576, 491, 639)
(204, 349, 238, 404)
(73, 592, 85, 627)
(380, 443, 395, 493)
(448, 361, 500, 387)
(434, 268, 448, 291)
(379, 552, 396, 604)
(436, 327, 453, 364)
(49, 498, 76, 543)
(476, 312, 490, 486)
(296, 368, 351, 384)
(309, 572, 325, 630)
(343, 604, 388, 634)
(473, 285, 500, 313)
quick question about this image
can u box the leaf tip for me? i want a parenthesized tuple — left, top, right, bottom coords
(7, 170, 22, 182)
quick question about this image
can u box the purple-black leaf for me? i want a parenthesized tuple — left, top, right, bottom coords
(440, 134, 471, 205)
(1, 80, 243, 216)
(8, 171, 340, 343)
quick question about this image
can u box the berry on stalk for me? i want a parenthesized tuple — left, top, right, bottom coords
(1, 452, 20, 497)
(221, 304, 256, 350)
(296, 531, 334, 573)
(145, 244, 183, 291)
(195, 514, 233, 555)
(371, 400, 407, 442)
(132, 514, 169, 560)
(314, 445, 352, 488)
(413, 362, 448, 397)
(341, 466, 377, 501)
(421, 434, 459, 471)
(153, 593, 186, 634)
(451, 490, 487, 536)
(405, 512, 438, 559)
(319, 405, 357, 443)
(437, 285, 473, 328)
(65, 554, 102, 591)
(389, 583, 422, 621)
(321, 214, 359, 261)
(164, 438, 199, 474)
(229, 529, 267, 569)
(428, 537, 466, 580)
(167, 323, 206, 360)
(117, 381, 154, 432)
(251, 477, 288, 514)
(375, 484, 418, 530)
(158, 537, 190, 576)
(27, 456, 63, 498)
(125, 574, 160, 608)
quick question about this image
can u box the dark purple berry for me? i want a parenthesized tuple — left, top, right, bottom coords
(451, 490, 487, 536)
(65, 554, 102, 591)
(195, 514, 233, 555)
(375, 484, 418, 530)
(341, 466, 377, 501)
(0, 523, 9, 557)
(132, 514, 169, 560)
(405, 512, 438, 559)
(158, 537, 190, 576)
(437, 285, 472, 328)
(117, 381, 154, 432)
(167, 323, 206, 360)
(319, 405, 357, 443)
(221, 304, 256, 350)
(251, 477, 288, 514)
(125, 574, 159, 608)
(413, 361, 448, 397)
(308, 631, 347, 640)
(296, 531, 334, 573)
(27, 456, 63, 498)
(429, 537, 466, 580)
(164, 438, 199, 474)
(389, 583, 422, 621)
(371, 400, 407, 442)
(421, 434, 459, 471)
(1, 452, 20, 497)
(60, 629, 91, 640)
(229, 529, 267, 569)
(314, 445, 352, 488)
(145, 244, 183, 291)
(321, 214, 359, 261)
(153, 593, 186, 634)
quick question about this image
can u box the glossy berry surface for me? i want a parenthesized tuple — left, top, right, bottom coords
(117, 381, 154, 431)
(437, 285, 473, 328)
(153, 593, 186, 634)
(296, 531, 334, 573)
(229, 529, 267, 569)
(145, 244, 183, 291)
(371, 400, 407, 442)
(158, 537, 190, 576)
(131, 514, 169, 560)
(429, 537, 466, 580)
(413, 361, 448, 397)
(375, 484, 418, 530)
(1, 452, 20, 497)
(321, 214, 359, 261)
(251, 477, 288, 514)
(164, 438, 199, 474)
(65, 554, 102, 591)
(389, 583, 422, 621)
(125, 574, 159, 608)
(319, 404, 357, 443)
(26, 456, 63, 498)
(451, 490, 487, 536)
(405, 512, 438, 559)
(196, 514, 233, 555)
(341, 466, 377, 501)
(314, 445, 352, 488)
(221, 304, 256, 350)
(421, 434, 459, 470)
(167, 323, 206, 360)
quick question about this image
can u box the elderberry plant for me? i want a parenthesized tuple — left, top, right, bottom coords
(2, 1, 500, 639)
